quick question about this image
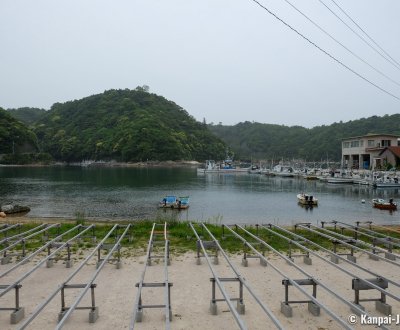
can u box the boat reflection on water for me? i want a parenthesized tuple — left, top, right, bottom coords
(297, 202, 316, 211)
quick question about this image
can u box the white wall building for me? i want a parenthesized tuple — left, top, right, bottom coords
(341, 134, 400, 169)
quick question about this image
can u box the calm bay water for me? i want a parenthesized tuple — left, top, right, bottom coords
(0, 166, 399, 225)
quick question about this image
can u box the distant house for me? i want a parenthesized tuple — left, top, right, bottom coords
(341, 134, 400, 170)
(378, 146, 400, 169)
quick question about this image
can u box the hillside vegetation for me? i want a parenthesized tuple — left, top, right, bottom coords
(7, 107, 46, 125)
(0, 107, 38, 155)
(3, 89, 400, 163)
(32, 88, 226, 162)
(209, 115, 400, 161)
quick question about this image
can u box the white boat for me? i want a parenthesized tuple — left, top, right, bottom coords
(327, 177, 354, 184)
(248, 165, 261, 174)
(327, 169, 353, 184)
(372, 175, 400, 188)
(271, 164, 296, 177)
(197, 159, 249, 174)
(297, 193, 318, 206)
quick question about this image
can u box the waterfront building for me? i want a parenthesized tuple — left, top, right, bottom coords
(341, 134, 400, 170)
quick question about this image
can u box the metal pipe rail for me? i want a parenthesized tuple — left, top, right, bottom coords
(299, 224, 400, 266)
(268, 224, 400, 289)
(0, 223, 47, 246)
(330, 221, 400, 250)
(203, 224, 283, 329)
(0, 224, 95, 299)
(263, 224, 400, 304)
(0, 224, 21, 236)
(336, 221, 400, 246)
(230, 225, 365, 330)
(369, 223, 400, 235)
(357, 221, 400, 243)
(130, 223, 156, 329)
(55, 224, 131, 329)
(17, 224, 125, 330)
(0, 224, 82, 279)
(163, 222, 171, 326)
(0, 223, 52, 254)
(188, 223, 248, 330)
(130, 222, 171, 330)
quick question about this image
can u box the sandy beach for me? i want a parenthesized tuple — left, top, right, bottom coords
(0, 219, 399, 329)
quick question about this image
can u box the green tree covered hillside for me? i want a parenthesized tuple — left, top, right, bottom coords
(7, 107, 46, 125)
(33, 88, 226, 162)
(0, 107, 38, 154)
(209, 115, 400, 161)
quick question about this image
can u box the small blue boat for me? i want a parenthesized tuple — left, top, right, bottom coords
(159, 195, 190, 209)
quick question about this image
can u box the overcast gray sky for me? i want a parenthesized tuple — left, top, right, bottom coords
(1, 0, 399, 128)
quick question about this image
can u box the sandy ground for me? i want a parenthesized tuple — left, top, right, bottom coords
(0, 223, 399, 329)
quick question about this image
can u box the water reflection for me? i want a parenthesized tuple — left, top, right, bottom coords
(0, 167, 399, 225)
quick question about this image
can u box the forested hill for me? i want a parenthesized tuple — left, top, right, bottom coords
(4, 89, 400, 163)
(32, 88, 226, 162)
(209, 115, 400, 161)
(0, 107, 38, 154)
(7, 107, 46, 125)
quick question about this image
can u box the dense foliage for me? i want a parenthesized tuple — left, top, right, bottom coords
(0, 107, 38, 155)
(32, 88, 226, 162)
(4, 88, 400, 163)
(6, 107, 46, 125)
(209, 115, 400, 161)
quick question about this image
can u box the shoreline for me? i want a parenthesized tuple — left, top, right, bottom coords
(0, 160, 201, 168)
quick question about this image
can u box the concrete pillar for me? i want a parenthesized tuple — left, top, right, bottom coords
(385, 252, 396, 261)
(89, 307, 99, 323)
(303, 256, 312, 265)
(376, 301, 392, 315)
(1, 256, 12, 265)
(308, 302, 320, 316)
(10, 308, 24, 324)
(213, 256, 218, 265)
(210, 301, 218, 315)
(330, 255, 339, 264)
(280, 302, 292, 317)
(369, 253, 379, 261)
(347, 255, 357, 263)
(237, 301, 245, 314)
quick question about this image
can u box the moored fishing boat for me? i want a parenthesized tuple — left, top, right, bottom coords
(297, 193, 318, 206)
(373, 177, 400, 188)
(372, 198, 397, 210)
(197, 159, 249, 174)
(178, 196, 190, 209)
(159, 196, 190, 209)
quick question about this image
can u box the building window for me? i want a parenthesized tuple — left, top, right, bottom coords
(343, 142, 350, 148)
(381, 140, 391, 147)
(350, 141, 359, 148)
(368, 140, 375, 147)
(360, 140, 364, 147)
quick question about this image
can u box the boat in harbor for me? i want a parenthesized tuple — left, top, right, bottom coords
(178, 196, 190, 209)
(327, 169, 353, 184)
(197, 159, 249, 174)
(373, 177, 400, 188)
(159, 196, 190, 209)
(297, 193, 318, 206)
(271, 164, 296, 177)
(372, 198, 397, 210)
